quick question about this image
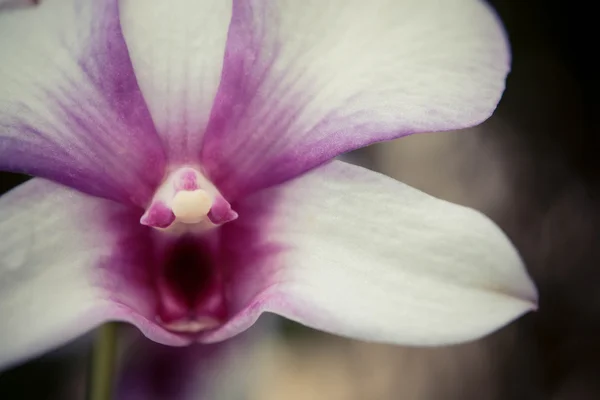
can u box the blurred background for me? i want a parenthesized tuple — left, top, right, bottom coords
(1, 0, 598, 398)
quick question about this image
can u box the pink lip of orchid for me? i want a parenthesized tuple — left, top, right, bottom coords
(0, 0, 537, 370)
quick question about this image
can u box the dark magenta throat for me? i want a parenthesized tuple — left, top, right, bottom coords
(154, 234, 227, 333)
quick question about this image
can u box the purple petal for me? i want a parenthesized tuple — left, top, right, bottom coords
(201, 0, 510, 199)
(0, 179, 186, 370)
(115, 321, 272, 400)
(198, 161, 537, 346)
(0, 0, 165, 206)
(118, 0, 232, 163)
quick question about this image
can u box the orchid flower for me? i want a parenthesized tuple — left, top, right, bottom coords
(0, 0, 537, 371)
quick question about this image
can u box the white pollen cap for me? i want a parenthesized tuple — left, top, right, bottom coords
(172, 189, 213, 224)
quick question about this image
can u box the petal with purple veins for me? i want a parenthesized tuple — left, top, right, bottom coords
(0, 179, 188, 371)
(201, 0, 510, 199)
(118, 0, 232, 162)
(0, 0, 165, 205)
(200, 161, 537, 346)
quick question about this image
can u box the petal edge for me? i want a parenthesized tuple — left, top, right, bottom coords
(203, 161, 536, 346)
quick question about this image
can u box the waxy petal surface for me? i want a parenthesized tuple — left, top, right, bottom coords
(119, 0, 232, 162)
(0, 0, 164, 205)
(202, 0, 510, 198)
(0, 179, 186, 371)
(203, 161, 537, 346)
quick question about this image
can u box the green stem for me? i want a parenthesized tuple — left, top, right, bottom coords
(88, 322, 118, 400)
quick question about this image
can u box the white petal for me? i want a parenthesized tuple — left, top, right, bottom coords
(206, 161, 537, 346)
(0, 0, 166, 205)
(119, 0, 232, 161)
(0, 179, 185, 370)
(202, 0, 510, 198)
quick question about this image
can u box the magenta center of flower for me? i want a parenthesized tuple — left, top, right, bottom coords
(140, 167, 238, 230)
(139, 167, 238, 334)
(154, 235, 227, 334)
